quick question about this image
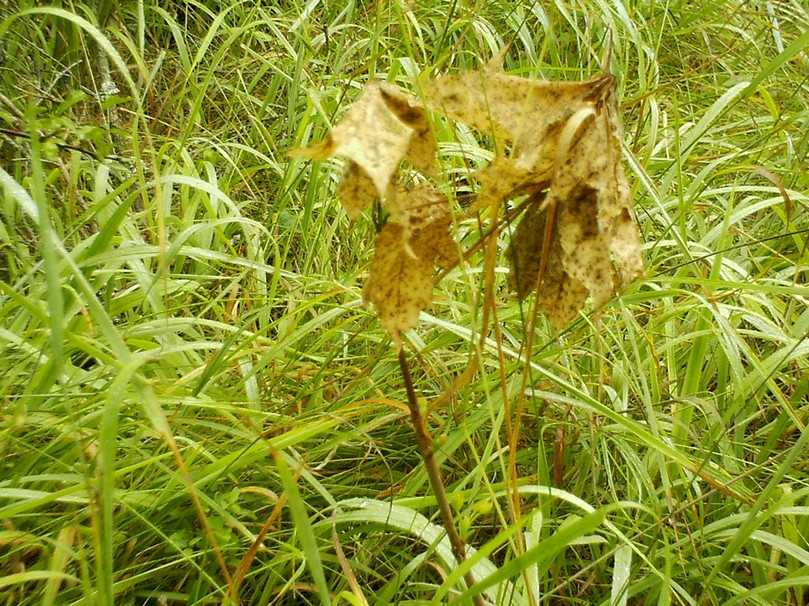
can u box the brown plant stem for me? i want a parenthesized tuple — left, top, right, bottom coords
(229, 492, 288, 603)
(435, 195, 536, 283)
(397, 349, 485, 606)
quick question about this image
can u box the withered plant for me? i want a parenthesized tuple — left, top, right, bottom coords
(291, 54, 644, 601)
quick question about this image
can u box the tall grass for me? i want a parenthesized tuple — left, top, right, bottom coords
(0, 1, 807, 604)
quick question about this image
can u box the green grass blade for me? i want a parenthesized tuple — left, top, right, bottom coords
(273, 449, 332, 606)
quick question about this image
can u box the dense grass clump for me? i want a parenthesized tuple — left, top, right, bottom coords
(1, 1, 807, 604)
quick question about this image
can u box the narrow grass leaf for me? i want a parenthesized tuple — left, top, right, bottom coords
(273, 449, 332, 606)
(452, 509, 606, 604)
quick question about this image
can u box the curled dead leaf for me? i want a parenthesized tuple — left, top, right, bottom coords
(426, 65, 643, 326)
(364, 184, 456, 343)
(507, 201, 588, 328)
(549, 86, 644, 308)
(337, 161, 377, 220)
(290, 82, 437, 218)
(424, 68, 609, 169)
(378, 86, 438, 178)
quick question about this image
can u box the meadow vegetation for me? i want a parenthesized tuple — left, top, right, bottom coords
(0, 1, 808, 604)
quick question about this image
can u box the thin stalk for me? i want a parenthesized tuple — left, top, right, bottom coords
(398, 349, 485, 606)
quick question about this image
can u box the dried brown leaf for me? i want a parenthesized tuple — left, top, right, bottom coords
(290, 83, 410, 195)
(337, 162, 377, 220)
(363, 184, 456, 342)
(290, 82, 437, 219)
(556, 183, 618, 308)
(599, 92, 645, 284)
(425, 69, 614, 214)
(363, 223, 434, 342)
(549, 89, 644, 308)
(507, 202, 588, 327)
(436, 68, 645, 325)
(424, 69, 608, 159)
(386, 183, 455, 262)
(293, 64, 645, 336)
(390, 183, 456, 264)
(379, 86, 438, 178)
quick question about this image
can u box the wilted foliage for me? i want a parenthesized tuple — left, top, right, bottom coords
(363, 183, 455, 339)
(290, 82, 437, 219)
(292, 59, 644, 340)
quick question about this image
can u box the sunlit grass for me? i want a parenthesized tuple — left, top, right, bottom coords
(0, 1, 807, 605)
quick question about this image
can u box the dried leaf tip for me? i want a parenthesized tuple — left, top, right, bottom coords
(288, 82, 438, 219)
